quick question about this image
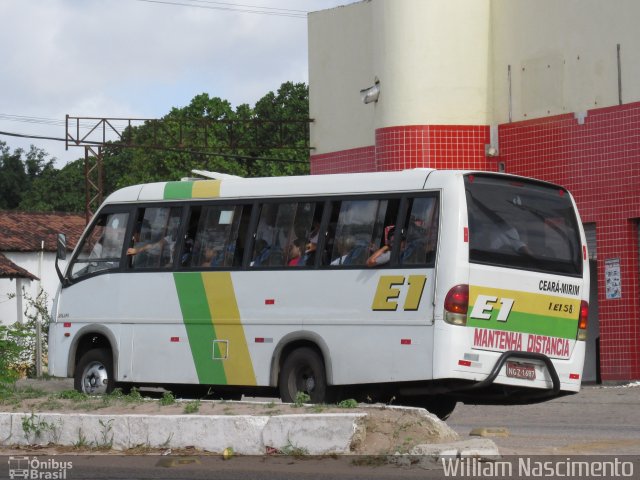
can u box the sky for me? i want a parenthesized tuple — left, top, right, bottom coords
(0, 0, 354, 167)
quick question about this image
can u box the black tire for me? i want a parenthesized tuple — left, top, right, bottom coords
(74, 348, 115, 395)
(423, 396, 457, 421)
(279, 347, 328, 404)
(397, 395, 457, 421)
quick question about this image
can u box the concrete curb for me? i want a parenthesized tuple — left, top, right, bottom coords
(0, 412, 366, 455)
(391, 438, 501, 469)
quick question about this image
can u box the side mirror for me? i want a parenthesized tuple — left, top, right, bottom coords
(57, 233, 67, 260)
(55, 233, 70, 286)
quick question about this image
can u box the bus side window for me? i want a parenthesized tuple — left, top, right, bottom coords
(294, 202, 323, 267)
(326, 199, 398, 267)
(399, 196, 439, 266)
(188, 204, 249, 268)
(130, 207, 182, 269)
(251, 202, 322, 268)
(70, 211, 129, 280)
(180, 206, 200, 267)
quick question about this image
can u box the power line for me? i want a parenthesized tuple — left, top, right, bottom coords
(109, 143, 309, 163)
(0, 130, 66, 143)
(0, 130, 308, 164)
(134, 0, 308, 18)
(181, 0, 308, 13)
(0, 114, 65, 127)
(0, 113, 99, 130)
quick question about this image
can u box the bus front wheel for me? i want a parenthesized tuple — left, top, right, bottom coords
(279, 347, 327, 404)
(74, 348, 114, 395)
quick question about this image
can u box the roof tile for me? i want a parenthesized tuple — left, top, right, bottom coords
(0, 211, 86, 253)
(0, 252, 38, 280)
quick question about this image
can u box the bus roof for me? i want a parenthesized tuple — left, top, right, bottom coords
(104, 169, 440, 204)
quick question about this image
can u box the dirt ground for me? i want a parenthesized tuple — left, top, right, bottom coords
(0, 378, 457, 456)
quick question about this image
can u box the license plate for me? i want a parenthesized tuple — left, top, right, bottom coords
(506, 361, 536, 380)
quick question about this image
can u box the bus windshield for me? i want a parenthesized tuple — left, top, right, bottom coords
(465, 174, 582, 276)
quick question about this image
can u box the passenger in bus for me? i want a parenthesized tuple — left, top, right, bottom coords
(127, 222, 169, 266)
(366, 226, 405, 267)
(490, 224, 532, 256)
(251, 239, 271, 266)
(331, 236, 369, 265)
(200, 244, 225, 267)
(180, 235, 194, 266)
(298, 226, 320, 266)
(468, 195, 531, 256)
(287, 238, 305, 266)
(401, 215, 436, 264)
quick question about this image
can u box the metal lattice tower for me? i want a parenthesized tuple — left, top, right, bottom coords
(65, 115, 313, 222)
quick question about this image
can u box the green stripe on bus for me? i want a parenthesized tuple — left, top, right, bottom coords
(164, 182, 194, 199)
(467, 311, 578, 339)
(173, 272, 227, 384)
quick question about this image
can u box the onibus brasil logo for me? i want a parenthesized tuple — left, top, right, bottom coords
(8, 457, 72, 480)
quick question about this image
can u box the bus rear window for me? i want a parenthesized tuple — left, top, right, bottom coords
(465, 174, 582, 276)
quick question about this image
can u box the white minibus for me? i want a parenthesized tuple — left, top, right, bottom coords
(49, 169, 589, 419)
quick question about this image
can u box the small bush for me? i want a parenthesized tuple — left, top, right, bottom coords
(124, 388, 143, 404)
(337, 398, 358, 408)
(159, 391, 175, 406)
(293, 391, 311, 407)
(183, 400, 200, 414)
(58, 390, 90, 401)
(0, 324, 24, 395)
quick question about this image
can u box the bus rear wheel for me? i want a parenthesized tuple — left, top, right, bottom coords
(279, 347, 328, 404)
(74, 348, 114, 395)
(423, 396, 457, 420)
(398, 395, 457, 420)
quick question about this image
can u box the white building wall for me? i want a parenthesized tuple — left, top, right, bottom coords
(308, 0, 491, 155)
(490, 0, 640, 124)
(309, 0, 640, 152)
(370, 0, 491, 128)
(0, 252, 66, 326)
(309, 2, 375, 155)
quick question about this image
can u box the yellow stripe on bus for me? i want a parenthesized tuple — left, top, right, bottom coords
(201, 272, 257, 385)
(469, 285, 581, 320)
(192, 180, 222, 198)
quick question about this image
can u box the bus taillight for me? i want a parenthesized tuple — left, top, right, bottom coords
(577, 300, 589, 341)
(444, 284, 469, 326)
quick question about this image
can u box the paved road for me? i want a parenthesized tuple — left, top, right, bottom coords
(447, 383, 640, 455)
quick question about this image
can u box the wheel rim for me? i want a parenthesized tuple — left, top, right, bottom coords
(293, 365, 316, 395)
(81, 360, 109, 395)
(304, 375, 316, 392)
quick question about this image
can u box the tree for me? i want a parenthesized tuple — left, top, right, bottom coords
(0, 142, 27, 209)
(0, 142, 55, 210)
(102, 83, 310, 187)
(5, 81, 311, 212)
(19, 159, 85, 212)
(249, 82, 310, 177)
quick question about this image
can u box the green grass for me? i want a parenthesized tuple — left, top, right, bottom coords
(337, 398, 358, 408)
(183, 400, 201, 414)
(57, 390, 90, 401)
(159, 391, 176, 406)
(293, 391, 310, 407)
